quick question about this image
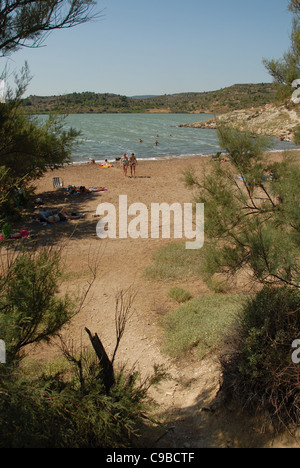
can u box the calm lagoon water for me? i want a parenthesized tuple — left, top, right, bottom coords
(37, 113, 300, 163)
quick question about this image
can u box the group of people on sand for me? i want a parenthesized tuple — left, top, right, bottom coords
(90, 159, 113, 168)
(89, 152, 139, 178)
(90, 154, 138, 177)
(120, 153, 137, 177)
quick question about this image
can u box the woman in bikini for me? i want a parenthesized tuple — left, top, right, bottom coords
(120, 153, 129, 176)
(129, 153, 137, 178)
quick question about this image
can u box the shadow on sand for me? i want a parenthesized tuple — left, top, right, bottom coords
(9, 187, 104, 249)
(135, 385, 283, 449)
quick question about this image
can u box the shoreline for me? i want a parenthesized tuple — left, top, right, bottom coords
(70, 153, 213, 165)
(67, 146, 300, 166)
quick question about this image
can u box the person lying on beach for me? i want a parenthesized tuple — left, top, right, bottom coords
(67, 185, 85, 195)
(211, 152, 230, 162)
(99, 159, 113, 168)
(66, 185, 106, 196)
(57, 208, 83, 220)
(79, 186, 91, 194)
(1, 222, 29, 240)
(0, 229, 29, 241)
(34, 208, 83, 224)
(34, 210, 54, 222)
(90, 186, 107, 192)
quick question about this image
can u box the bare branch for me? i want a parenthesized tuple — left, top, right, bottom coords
(111, 286, 137, 365)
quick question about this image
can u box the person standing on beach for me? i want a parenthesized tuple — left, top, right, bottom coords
(120, 153, 129, 176)
(129, 153, 137, 178)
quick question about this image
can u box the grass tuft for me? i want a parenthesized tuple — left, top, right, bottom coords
(161, 293, 245, 359)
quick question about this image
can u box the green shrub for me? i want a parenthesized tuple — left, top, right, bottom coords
(168, 287, 192, 303)
(220, 286, 300, 431)
(0, 355, 166, 448)
(0, 247, 74, 364)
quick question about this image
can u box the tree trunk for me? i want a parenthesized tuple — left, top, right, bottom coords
(85, 327, 115, 393)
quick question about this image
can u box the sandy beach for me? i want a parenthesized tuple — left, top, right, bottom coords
(25, 153, 299, 448)
(31, 155, 211, 366)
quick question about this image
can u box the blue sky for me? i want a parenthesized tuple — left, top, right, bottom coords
(2, 0, 295, 96)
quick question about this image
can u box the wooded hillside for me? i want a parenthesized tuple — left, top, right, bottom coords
(22, 83, 277, 114)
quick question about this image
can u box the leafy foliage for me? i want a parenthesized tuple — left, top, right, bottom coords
(0, 247, 73, 364)
(185, 126, 300, 289)
(0, 65, 80, 221)
(220, 287, 300, 431)
(0, 352, 166, 448)
(0, 0, 100, 56)
(263, 10, 300, 99)
(0, 78, 79, 183)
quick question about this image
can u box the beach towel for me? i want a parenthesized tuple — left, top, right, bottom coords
(90, 187, 107, 192)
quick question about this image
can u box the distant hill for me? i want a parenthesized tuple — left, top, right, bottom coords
(22, 83, 277, 115)
(130, 95, 159, 99)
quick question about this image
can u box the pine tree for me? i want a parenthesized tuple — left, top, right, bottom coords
(0, 1, 100, 56)
(185, 126, 300, 289)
